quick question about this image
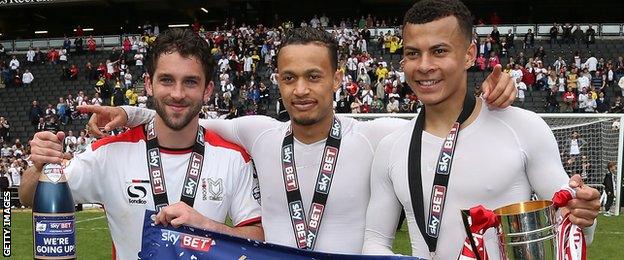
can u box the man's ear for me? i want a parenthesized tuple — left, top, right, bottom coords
(465, 42, 477, 70)
(204, 81, 214, 102)
(144, 74, 153, 96)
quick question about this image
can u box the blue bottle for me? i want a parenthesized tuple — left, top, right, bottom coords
(32, 163, 76, 259)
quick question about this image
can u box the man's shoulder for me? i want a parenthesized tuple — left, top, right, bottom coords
(204, 130, 251, 163)
(91, 126, 145, 151)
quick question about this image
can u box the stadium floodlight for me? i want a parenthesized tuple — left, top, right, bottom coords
(73, 28, 94, 32)
(168, 24, 190, 28)
(34, 30, 48, 34)
(201, 7, 208, 13)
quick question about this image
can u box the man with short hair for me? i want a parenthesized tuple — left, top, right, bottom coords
(363, 1, 599, 258)
(22, 69, 34, 87)
(19, 29, 263, 259)
(81, 27, 516, 254)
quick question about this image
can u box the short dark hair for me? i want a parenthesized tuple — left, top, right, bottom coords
(277, 27, 338, 71)
(145, 28, 214, 82)
(403, 0, 473, 44)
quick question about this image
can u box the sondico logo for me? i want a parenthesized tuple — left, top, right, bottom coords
(127, 182, 148, 205)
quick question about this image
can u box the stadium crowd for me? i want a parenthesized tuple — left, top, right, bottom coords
(1, 14, 623, 214)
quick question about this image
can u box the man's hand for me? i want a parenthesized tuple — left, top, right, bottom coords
(155, 202, 226, 232)
(481, 64, 517, 108)
(566, 174, 600, 228)
(78, 105, 128, 138)
(29, 131, 66, 170)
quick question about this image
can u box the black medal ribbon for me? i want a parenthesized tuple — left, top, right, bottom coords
(281, 117, 342, 250)
(145, 119, 206, 211)
(408, 92, 476, 254)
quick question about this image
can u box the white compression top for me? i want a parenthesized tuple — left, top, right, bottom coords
(362, 103, 595, 259)
(124, 106, 406, 254)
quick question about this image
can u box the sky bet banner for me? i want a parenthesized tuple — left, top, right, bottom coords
(139, 210, 419, 260)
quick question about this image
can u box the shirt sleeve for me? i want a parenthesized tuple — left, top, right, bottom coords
(518, 112, 569, 199)
(363, 137, 402, 255)
(64, 145, 105, 204)
(228, 159, 261, 227)
(122, 105, 156, 127)
(357, 117, 409, 150)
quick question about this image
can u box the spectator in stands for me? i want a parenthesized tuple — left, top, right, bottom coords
(547, 71, 557, 92)
(56, 97, 69, 125)
(611, 96, 623, 113)
(84, 62, 96, 83)
(562, 23, 572, 45)
(91, 92, 103, 106)
(62, 37, 71, 53)
(0, 43, 5, 60)
(124, 69, 133, 88)
(475, 54, 486, 71)
(553, 56, 566, 73)
(9, 55, 19, 71)
(477, 38, 488, 57)
(505, 29, 515, 49)
(487, 51, 500, 70)
(12, 69, 22, 87)
(60, 65, 70, 81)
(26, 47, 35, 64)
(350, 97, 362, 113)
(562, 87, 577, 112)
(111, 84, 125, 106)
(87, 36, 97, 53)
(556, 72, 567, 93)
(36, 117, 46, 132)
(22, 69, 33, 87)
(125, 86, 138, 106)
(549, 23, 559, 46)
(69, 64, 79, 80)
(573, 51, 582, 68)
(596, 92, 610, 113)
(0, 117, 9, 143)
(577, 69, 591, 91)
(29, 100, 44, 129)
(523, 28, 535, 49)
(44, 116, 59, 132)
(583, 54, 598, 77)
(74, 36, 83, 54)
(578, 87, 597, 113)
(59, 48, 68, 64)
(515, 77, 527, 108)
(603, 162, 617, 216)
(34, 47, 45, 65)
(134, 52, 144, 74)
(573, 25, 585, 45)
(64, 131, 77, 153)
(533, 46, 546, 61)
(47, 48, 59, 64)
(592, 70, 605, 92)
(545, 88, 560, 113)
(490, 26, 500, 46)
(585, 25, 596, 46)
(386, 96, 399, 113)
(44, 104, 55, 120)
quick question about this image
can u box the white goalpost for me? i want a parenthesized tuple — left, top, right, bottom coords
(343, 113, 624, 216)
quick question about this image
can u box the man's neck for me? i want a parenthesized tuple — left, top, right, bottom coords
(424, 88, 482, 138)
(153, 116, 199, 149)
(291, 113, 335, 145)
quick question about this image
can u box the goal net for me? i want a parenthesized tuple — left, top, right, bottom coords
(343, 112, 624, 216)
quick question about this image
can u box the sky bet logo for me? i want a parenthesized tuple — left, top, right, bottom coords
(316, 147, 338, 194)
(282, 144, 298, 191)
(160, 230, 215, 252)
(289, 201, 307, 248)
(436, 123, 459, 175)
(427, 185, 446, 238)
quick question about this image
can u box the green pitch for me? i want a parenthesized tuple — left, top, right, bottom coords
(9, 209, 623, 259)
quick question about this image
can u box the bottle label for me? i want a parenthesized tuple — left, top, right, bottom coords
(43, 164, 64, 183)
(33, 213, 76, 258)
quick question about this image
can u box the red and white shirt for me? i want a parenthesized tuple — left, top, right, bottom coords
(65, 126, 261, 259)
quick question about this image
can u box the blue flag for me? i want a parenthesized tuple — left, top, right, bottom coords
(139, 210, 418, 259)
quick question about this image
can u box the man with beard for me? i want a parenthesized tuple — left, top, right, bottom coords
(363, 1, 599, 258)
(19, 29, 263, 259)
(80, 25, 516, 253)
